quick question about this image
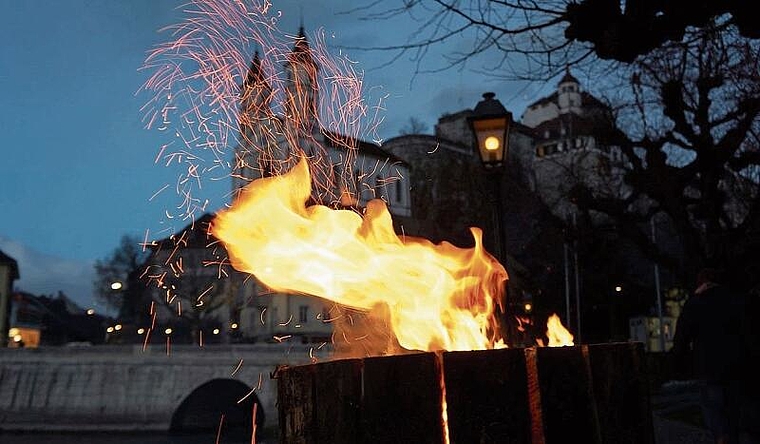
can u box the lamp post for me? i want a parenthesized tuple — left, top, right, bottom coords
(468, 92, 512, 264)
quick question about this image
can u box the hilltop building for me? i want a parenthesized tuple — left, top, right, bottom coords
(381, 68, 681, 346)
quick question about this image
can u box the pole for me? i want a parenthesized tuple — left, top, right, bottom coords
(493, 171, 510, 337)
(493, 173, 507, 266)
(573, 212, 582, 344)
(651, 217, 665, 351)
(564, 242, 571, 327)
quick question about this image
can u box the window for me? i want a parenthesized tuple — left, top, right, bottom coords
(536, 146, 545, 157)
(298, 305, 309, 323)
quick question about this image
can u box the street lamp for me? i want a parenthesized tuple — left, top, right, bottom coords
(468, 92, 512, 264)
(468, 92, 512, 169)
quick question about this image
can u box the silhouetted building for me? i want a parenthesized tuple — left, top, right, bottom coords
(8, 291, 110, 346)
(0, 249, 19, 347)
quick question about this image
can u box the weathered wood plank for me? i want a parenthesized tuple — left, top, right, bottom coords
(532, 345, 601, 444)
(276, 364, 314, 444)
(361, 352, 444, 444)
(443, 348, 531, 444)
(312, 359, 362, 444)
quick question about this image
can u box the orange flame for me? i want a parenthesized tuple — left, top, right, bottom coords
(212, 157, 508, 353)
(546, 313, 574, 347)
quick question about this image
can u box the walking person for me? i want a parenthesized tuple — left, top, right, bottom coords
(672, 267, 751, 444)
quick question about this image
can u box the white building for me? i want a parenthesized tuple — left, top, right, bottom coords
(520, 69, 626, 219)
(231, 28, 412, 344)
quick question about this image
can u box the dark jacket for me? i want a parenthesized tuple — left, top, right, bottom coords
(671, 284, 749, 383)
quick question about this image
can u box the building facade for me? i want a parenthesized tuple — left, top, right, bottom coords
(141, 28, 415, 345)
(231, 28, 413, 344)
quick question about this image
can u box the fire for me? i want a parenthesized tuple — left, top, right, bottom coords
(212, 157, 508, 353)
(546, 313, 574, 347)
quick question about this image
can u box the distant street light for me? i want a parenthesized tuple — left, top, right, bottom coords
(212, 328, 220, 335)
(114, 324, 122, 331)
(164, 328, 173, 335)
(86, 308, 95, 315)
(106, 326, 114, 333)
(615, 286, 623, 293)
(111, 281, 123, 291)
(468, 92, 512, 264)
(137, 328, 145, 335)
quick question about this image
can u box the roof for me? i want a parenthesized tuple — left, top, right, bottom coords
(0, 249, 19, 280)
(149, 212, 217, 252)
(288, 26, 318, 70)
(243, 50, 265, 88)
(525, 90, 607, 111)
(321, 129, 408, 165)
(531, 111, 608, 140)
(558, 67, 580, 85)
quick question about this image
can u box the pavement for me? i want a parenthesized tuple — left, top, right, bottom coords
(653, 413, 713, 444)
(651, 380, 759, 444)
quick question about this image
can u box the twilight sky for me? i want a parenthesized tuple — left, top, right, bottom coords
(0, 0, 555, 310)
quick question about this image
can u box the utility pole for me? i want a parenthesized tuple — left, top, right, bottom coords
(573, 211, 582, 344)
(564, 242, 571, 327)
(651, 217, 665, 352)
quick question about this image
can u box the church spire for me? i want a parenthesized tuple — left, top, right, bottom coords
(240, 49, 271, 117)
(243, 50, 263, 88)
(285, 25, 319, 132)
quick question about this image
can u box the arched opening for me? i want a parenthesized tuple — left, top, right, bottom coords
(170, 378, 265, 441)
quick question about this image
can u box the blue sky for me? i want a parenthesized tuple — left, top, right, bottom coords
(0, 0, 552, 310)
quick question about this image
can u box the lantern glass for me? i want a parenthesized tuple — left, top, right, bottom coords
(472, 116, 509, 167)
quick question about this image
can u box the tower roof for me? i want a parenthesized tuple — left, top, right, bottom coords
(243, 50, 264, 87)
(557, 67, 579, 85)
(289, 26, 318, 70)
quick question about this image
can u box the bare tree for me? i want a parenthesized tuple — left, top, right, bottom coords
(93, 235, 151, 322)
(399, 116, 430, 135)
(140, 215, 241, 342)
(346, 1, 757, 80)
(571, 25, 760, 290)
